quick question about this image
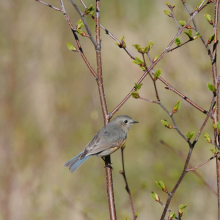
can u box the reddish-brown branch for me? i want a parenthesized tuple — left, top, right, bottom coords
(120, 147, 136, 220)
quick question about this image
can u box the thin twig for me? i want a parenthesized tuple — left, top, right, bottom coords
(120, 147, 136, 220)
(160, 140, 218, 196)
(187, 155, 217, 171)
(69, 0, 96, 46)
(167, 40, 191, 52)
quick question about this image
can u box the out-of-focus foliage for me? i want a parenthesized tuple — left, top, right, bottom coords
(0, 0, 218, 220)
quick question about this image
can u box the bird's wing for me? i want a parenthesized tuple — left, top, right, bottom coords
(83, 129, 125, 156)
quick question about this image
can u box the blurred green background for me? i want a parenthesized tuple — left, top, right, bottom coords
(0, 0, 219, 219)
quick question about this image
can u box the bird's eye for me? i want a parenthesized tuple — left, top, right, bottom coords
(124, 120, 128, 123)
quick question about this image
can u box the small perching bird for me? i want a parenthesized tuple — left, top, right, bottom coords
(64, 115, 138, 172)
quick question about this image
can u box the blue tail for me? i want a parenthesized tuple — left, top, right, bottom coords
(63, 151, 91, 173)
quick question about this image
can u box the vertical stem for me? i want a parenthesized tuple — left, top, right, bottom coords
(95, 1, 117, 219)
(214, 1, 220, 219)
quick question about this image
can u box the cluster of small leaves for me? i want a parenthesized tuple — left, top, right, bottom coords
(76, 19, 87, 37)
(133, 41, 154, 54)
(66, 42, 77, 52)
(184, 30, 202, 41)
(133, 57, 145, 70)
(131, 83, 143, 99)
(154, 69, 161, 80)
(84, 4, 95, 18)
(116, 36, 126, 48)
(204, 14, 214, 25)
(207, 83, 216, 93)
(204, 133, 212, 143)
(186, 131, 195, 140)
(155, 180, 168, 193)
(161, 119, 172, 129)
(172, 100, 181, 114)
(178, 204, 187, 217)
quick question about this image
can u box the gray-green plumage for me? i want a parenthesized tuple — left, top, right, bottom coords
(64, 115, 138, 172)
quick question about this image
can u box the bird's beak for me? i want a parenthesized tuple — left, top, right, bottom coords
(132, 121, 139, 124)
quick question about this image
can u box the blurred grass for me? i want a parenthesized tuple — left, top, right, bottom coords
(0, 0, 218, 219)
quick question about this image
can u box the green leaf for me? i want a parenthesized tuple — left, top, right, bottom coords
(173, 100, 181, 113)
(179, 20, 186, 26)
(208, 34, 215, 44)
(66, 43, 76, 51)
(135, 212, 139, 218)
(164, 10, 172, 17)
(184, 29, 193, 40)
(168, 211, 176, 220)
(165, 1, 169, 5)
(150, 192, 160, 201)
(195, 0, 205, 10)
(175, 37, 181, 46)
(179, 204, 187, 216)
(85, 5, 95, 15)
(210, 148, 218, 154)
(204, 133, 212, 143)
(76, 29, 87, 36)
(207, 83, 216, 92)
(216, 122, 220, 131)
(76, 19, 84, 29)
(153, 55, 159, 62)
(204, 14, 212, 23)
(134, 83, 143, 91)
(143, 46, 149, 53)
(148, 41, 154, 49)
(133, 57, 144, 65)
(161, 119, 172, 129)
(154, 69, 161, 80)
(133, 44, 142, 52)
(155, 180, 168, 192)
(186, 131, 195, 140)
(120, 36, 126, 47)
(131, 91, 139, 99)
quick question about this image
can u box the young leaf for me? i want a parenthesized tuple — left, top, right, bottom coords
(164, 10, 172, 17)
(210, 148, 218, 154)
(133, 44, 142, 53)
(204, 133, 212, 143)
(186, 131, 195, 140)
(153, 55, 159, 62)
(184, 29, 193, 40)
(165, 1, 169, 5)
(155, 180, 168, 192)
(207, 83, 216, 92)
(154, 69, 161, 80)
(168, 211, 176, 220)
(161, 120, 172, 129)
(135, 212, 139, 218)
(150, 192, 160, 201)
(179, 20, 186, 26)
(134, 83, 143, 91)
(133, 57, 144, 65)
(84, 5, 95, 16)
(76, 19, 84, 29)
(173, 100, 181, 113)
(76, 29, 87, 37)
(195, 0, 206, 10)
(179, 204, 187, 216)
(131, 91, 140, 99)
(216, 122, 220, 132)
(193, 32, 203, 39)
(208, 34, 215, 44)
(175, 37, 181, 46)
(66, 43, 76, 51)
(120, 36, 126, 47)
(148, 41, 154, 50)
(204, 14, 213, 25)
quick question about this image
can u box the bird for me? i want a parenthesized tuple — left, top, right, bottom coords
(64, 115, 138, 173)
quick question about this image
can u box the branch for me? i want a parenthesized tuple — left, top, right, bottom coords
(119, 147, 136, 220)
